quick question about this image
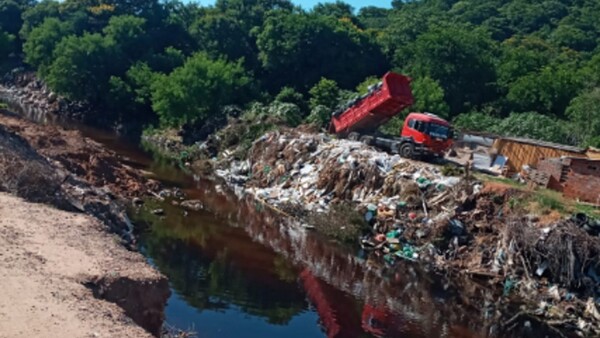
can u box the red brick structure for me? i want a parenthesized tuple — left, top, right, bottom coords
(536, 158, 567, 191)
(536, 157, 600, 204)
(563, 158, 600, 204)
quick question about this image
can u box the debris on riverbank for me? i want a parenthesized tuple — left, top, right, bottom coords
(0, 110, 163, 244)
(215, 128, 600, 336)
(0, 111, 161, 198)
(0, 70, 95, 124)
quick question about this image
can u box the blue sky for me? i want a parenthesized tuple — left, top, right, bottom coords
(192, 0, 392, 10)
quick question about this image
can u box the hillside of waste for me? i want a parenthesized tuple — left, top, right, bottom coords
(216, 129, 600, 336)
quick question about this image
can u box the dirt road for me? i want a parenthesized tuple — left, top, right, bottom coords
(0, 193, 168, 337)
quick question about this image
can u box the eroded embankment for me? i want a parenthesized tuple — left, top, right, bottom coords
(214, 129, 600, 337)
(0, 110, 170, 336)
(0, 110, 162, 243)
(0, 193, 169, 337)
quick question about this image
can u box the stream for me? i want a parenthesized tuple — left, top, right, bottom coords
(76, 127, 493, 338)
(3, 101, 562, 338)
(69, 125, 483, 338)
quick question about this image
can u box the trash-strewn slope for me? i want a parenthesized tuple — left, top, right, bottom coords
(218, 129, 600, 336)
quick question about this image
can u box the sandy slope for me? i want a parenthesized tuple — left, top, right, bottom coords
(0, 193, 159, 338)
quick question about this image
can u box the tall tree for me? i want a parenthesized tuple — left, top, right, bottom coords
(566, 88, 600, 147)
(397, 23, 497, 116)
(151, 52, 249, 126)
(45, 33, 120, 103)
(256, 12, 387, 91)
(23, 18, 74, 76)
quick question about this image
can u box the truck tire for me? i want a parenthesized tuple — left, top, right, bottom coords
(348, 132, 360, 141)
(360, 135, 374, 145)
(400, 143, 414, 159)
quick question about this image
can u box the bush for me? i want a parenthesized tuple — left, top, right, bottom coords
(151, 52, 249, 127)
(305, 105, 332, 129)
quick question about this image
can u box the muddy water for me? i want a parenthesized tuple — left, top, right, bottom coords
(4, 104, 561, 338)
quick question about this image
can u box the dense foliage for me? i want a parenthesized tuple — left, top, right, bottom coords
(1, 0, 600, 146)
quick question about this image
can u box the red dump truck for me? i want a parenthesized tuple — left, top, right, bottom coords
(329, 72, 454, 159)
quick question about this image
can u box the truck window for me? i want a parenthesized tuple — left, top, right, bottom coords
(408, 119, 415, 129)
(428, 123, 450, 139)
(414, 120, 425, 132)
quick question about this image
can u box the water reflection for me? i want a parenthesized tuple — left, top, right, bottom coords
(132, 177, 568, 338)
(4, 94, 567, 338)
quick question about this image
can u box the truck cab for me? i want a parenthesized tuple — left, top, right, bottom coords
(399, 112, 453, 158)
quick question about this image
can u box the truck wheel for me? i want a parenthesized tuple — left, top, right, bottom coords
(348, 132, 360, 141)
(400, 143, 414, 159)
(360, 135, 374, 145)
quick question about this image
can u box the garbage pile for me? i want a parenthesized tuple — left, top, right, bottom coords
(218, 129, 481, 265)
(226, 130, 464, 214)
(216, 129, 600, 336)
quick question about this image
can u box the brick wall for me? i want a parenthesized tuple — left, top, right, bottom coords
(537, 158, 565, 191)
(563, 159, 600, 204)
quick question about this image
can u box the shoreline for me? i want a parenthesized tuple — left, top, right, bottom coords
(0, 106, 171, 336)
(3, 71, 600, 337)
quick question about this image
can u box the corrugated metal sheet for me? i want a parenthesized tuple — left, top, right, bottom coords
(493, 138, 586, 175)
(587, 148, 600, 160)
(461, 134, 496, 147)
(473, 152, 492, 170)
(498, 137, 585, 153)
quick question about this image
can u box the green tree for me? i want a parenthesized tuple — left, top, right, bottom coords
(189, 13, 253, 63)
(275, 86, 307, 113)
(305, 105, 331, 128)
(144, 47, 185, 73)
(45, 33, 120, 103)
(397, 23, 497, 116)
(550, 24, 596, 51)
(19, 0, 60, 39)
(0, 0, 26, 36)
(23, 18, 74, 75)
(215, 0, 294, 32)
(507, 62, 583, 116)
(103, 15, 148, 61)
(357, 6, 390, 29)
(309, 77, 340, 110)
(494, 112, 569, 144)
(453, 111, 500, 132)
(151, 52, 249, 126)
(312, 1, 354, 19)
(0, 0, 32, 53)
(256, 12, 387, 91)
(0, 30, 15, 60)
(497, 37, 555, 89)
(566, 88, 600, 147)
(106, 62, 158, 114)
(379, 114, 408, 136)
(410, 77, 449, 118)
(355, 76, 379, 95)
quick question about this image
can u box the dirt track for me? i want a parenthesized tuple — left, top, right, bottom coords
(0, 193, 169, 337)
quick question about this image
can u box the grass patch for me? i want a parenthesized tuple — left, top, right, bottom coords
(533, 190, 565, 213)
(476, 172, 600, 219)
(573, 202, 600, 218)
(475, 173, 526, 189)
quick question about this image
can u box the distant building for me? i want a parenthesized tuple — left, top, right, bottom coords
(491, 137, 587, 176)
(536, 157, 600, 205)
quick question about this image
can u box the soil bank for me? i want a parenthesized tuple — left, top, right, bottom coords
(0, 109, 170, 336)
(0, 193, 169, 337)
